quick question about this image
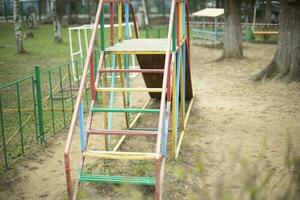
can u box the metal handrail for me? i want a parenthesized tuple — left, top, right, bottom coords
(63, 1, 104, 198)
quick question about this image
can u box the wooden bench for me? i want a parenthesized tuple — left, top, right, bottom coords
(253, 31, 278, 36)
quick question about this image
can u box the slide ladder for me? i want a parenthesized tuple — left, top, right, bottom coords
(64, 1, 194, 199)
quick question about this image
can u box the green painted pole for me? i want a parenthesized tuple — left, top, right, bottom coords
(0, 93, 8, 168)
(31, 76, 38, 142)
(172, 13, 176, 52)
(16, 82, 24, 154)
(67, 63, 74, 108)
(58, 66, 66, 127)
(100, 10, 105, 51)
(34, 65, 45, 144)
(48, 70, 56, 135)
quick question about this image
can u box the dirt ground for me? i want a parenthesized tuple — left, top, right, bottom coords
(0, 42, 300, 200)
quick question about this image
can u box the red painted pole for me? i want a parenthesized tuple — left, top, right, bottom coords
(110, 2, 114, 45)
(90, 53, 95, 101)
(64, 1, 104, 199)
(128, 2, 139, 38)
(166, 54, 172, 101)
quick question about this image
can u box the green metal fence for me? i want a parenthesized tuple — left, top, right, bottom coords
(0, 56, 93, 172)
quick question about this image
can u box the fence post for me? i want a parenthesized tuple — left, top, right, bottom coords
(34, 65, 45, 144)
(0, 93, 8, 168)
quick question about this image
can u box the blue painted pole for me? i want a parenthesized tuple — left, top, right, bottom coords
(124, 2, 131, 113)
(125, 3, 130, 40)
(182, 42, 186, 105)
(78, 102, 85, 152)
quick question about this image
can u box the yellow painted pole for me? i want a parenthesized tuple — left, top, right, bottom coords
(172, 59, 177, 158)
(117, 55, 130, 128)
(179, 1, 183, 41)
(103, 56, 109, 150)
(180, 49, 185, 129)
(118, 2, 123, 42)
(83, 150, 157, 160)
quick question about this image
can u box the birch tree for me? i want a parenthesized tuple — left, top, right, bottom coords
(14, 0, 25, 53)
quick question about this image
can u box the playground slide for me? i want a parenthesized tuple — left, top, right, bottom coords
(137, 44, 193, 100)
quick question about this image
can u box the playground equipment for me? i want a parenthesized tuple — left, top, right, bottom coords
(68, 22, 138, 81)
(191, 8, 252, 46)
(192, 8, 225, 46)
(64, 0, 194, 199)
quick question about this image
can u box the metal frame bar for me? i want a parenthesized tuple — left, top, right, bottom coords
(64, 1, 195, 200)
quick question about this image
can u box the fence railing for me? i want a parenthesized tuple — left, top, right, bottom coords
(0, 55, 95, 172)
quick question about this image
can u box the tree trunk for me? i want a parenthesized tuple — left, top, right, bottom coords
(252, 0, 300, 83)
(220, 0, 243, 60)
(51, 0, 64, 43)
(265, 0, 272, 23)
(14, 0, 25, 53)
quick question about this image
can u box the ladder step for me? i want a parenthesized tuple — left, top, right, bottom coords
(79, 174, 156, 186)
(88, 129, 158, 136)
(71, 51, 81, 56)
(99, 69, 164, 73)
(91, 107, 160, 113)
(96, 87, 164, 93)
(82, 150, 158, 160)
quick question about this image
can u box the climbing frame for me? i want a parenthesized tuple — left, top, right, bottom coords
(64, 0, 194, 199)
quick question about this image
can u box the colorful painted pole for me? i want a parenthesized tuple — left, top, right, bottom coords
(124, 1, 131, 118)
(34, 65, 45, 144)
(110, 2, 114, 45)
(118, 1, 123, 42)
(107, 54, 117, 149)
(0, 93, 8, 168)
(78, 102, 85, 151)
(100, 9, 105, 51)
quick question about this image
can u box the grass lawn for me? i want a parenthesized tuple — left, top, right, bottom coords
(0, 23, 71, 85)
(0, 23, 168, 85)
